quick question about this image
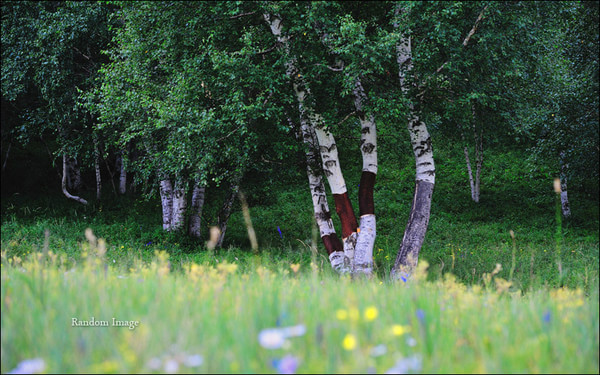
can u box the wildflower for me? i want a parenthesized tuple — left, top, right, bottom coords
(272, 355, 300, 374)
(147, 358, 162, 370)
(364, 306, 378, 321)
(183, 354, 204, 367)
(342, 334, 357, 350)
(258, 325, 306, 349)
(392, 324, 411, 336)
(277, 226, 283, 239)
(385, 354, 422, 374)
(416, 309, 425, 323)
(406, 336, 417, 347)
(336, 309, 348, 320)
(8, 358, 46, 374)
(164, 359, 179, 373)
(370, 344, 387, 357)
(290, 264, 300, 273)
(259, 330, 285, 349)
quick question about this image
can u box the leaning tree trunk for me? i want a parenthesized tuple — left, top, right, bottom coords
(352, 77, 377, 276)
(188, 180, 206, 238)
(391, 14, 436, 281)
(462, 104, 483, 203)
(62, 154, 88, 205)
(559, 152, 571, 218)
(2, 140, 11, 173)
(293, 115, 346, 272)
(265, 13, 358, 272)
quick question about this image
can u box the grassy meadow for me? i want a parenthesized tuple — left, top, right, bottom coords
(1, 146, 599, 373)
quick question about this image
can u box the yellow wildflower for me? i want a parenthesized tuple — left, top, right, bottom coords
(392, 324, 411, 336)
(342, 334, 357, 350)
(364, 306, 378, 321)
(336, 309, 348, 320)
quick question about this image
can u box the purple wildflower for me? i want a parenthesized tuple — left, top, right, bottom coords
(416, 309, 425, 323)
(543, 310, 551, 323)
(272, 355, 299, 374)
(277, 226, 283, 239)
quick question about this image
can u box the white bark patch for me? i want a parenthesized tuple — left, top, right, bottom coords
(353, 214, 376, 275)
(409, 116, 435, 184)
(353, 79, 378, 174)
(313, 118, 347, 195)
(559, 153, 571, 218)
(61, 155, 88, 205)
(171, 181, 187, 231)
(310, 174, 336, 237)
(329, 251, 349, 274)
(189, 184, 206, 238)
(160, 179, 174, 231)
(560, 191, 571, 218)
(343, 232, 358, 265)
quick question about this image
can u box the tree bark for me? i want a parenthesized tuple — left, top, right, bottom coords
(264, 12, 358, 272)
(171, 178, 188, 231)
(472, 104, 482, 203)
(117, 150, 127, 195)
(391, 7, 436, 280)
(188, 180, 206, 238)
(66, 156, 82, 192)
(216, 178, 241, 248)
(352, 78, 377, 276)
(293, 115, 346, 272)
(159, 177, 174, 231)
(2, 140, 11, 173)
(61, 154, 88, 205)
(93, 135, 102, 200)
(463, 143, 476, 201)
(559, 152, 571, 218)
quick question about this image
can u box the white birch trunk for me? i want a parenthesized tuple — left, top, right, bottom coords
(353, 215, 376, 275)
(61, 154, 88, 205)
(160, 178, 174, 231)
(66, 156, 82, 192)
(117, 151, 127, 195)
(188, 181, 206, 238)
(2, 141, 11, 173)
(171, 179, 188, 231)
(93, 135, 102, 200)
(296, 116, 347, 273)
(559, 152, 571, 218)
(464, 145, 476, 201)
(216, 180, 240, 248)
(265, 12, 357, 272)
(352, 78, 378, 276)
(391, 8, 436, 280)
(472, 104, 482, 203)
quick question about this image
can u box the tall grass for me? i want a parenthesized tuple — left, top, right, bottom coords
(1, 243, 598, 374)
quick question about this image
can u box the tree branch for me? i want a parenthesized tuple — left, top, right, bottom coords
(463, 4, 489, 47)
(230, 11, 256, 19)
(434, 4, 490, 75)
